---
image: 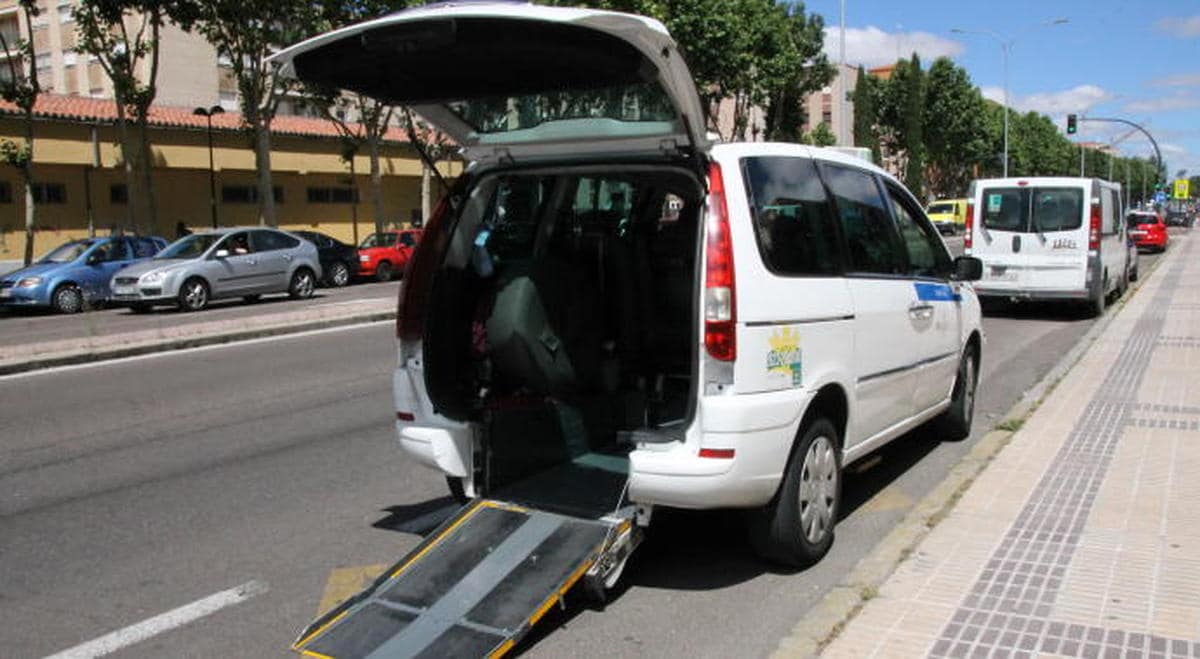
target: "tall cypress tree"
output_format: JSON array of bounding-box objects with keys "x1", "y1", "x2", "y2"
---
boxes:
[
  {"x1": 851, "y1": 66, "x2": 880, "y2": 163},
  {"x1": 902, "y1": 53, "x2": 926, "y2": 198}
]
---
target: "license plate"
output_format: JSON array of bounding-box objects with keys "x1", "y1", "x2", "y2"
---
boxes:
[
  {"x1": 112, "y1": 286, "x2": 135, "y2": 296},
  {"x1": 989, "y1": 268, "x2": 1017, "y2": 282},
  {"x1": 1130, "y1": 230, "x2": 1145, "y2": 237}
]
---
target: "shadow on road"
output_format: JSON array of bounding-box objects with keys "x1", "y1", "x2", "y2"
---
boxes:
[{"x1": 371, "y1": 496, "x2": 459, "y2": 535}]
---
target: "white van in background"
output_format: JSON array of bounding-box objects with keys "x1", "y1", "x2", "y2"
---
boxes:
[{"x1": 966, "y1": 177, "x2": 1130, "y2": 316}]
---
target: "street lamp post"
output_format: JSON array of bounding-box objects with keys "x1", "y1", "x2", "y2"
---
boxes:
[
  {"x1": 193, "y1": 105, "x2": 225, "y2": 229},
  {"x1": 952, "y1": 19, "x2": 1067, "y2": 178}
]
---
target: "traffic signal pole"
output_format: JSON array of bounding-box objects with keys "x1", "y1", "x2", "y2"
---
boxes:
[{"x1": 1070, "y1": 115, "x2": 1163, "y2": 186}]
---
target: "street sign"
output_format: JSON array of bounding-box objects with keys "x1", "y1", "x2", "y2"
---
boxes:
[
  {"x1": 1154, "y1": 190, "x2": 1168, "y2": 204},
  {"x1": 1173, "y1": 178, "x2": 1190, "y2": 200}
]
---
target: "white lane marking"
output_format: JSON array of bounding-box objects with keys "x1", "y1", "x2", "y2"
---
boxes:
[
  {"x1": 0, "y1": 320, "x2": 392, "y2": 382},
  {"x1": 43, "y1": 580, "x2": 269, "y2": 659}
]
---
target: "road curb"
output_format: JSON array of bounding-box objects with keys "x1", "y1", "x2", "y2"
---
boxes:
[
  {"x1": 0, "y1": 310, "x2": 395, "y2": 376},
  {"x1": 770, "y1": 252, "x2": 1165, "y2": 658}
]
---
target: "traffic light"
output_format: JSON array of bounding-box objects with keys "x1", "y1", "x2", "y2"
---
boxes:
[{"x1": 1066, "y1": 114, "x2": 1077, "y2": 135}]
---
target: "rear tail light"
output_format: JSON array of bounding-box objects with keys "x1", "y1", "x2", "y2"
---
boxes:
[
  {"x1": 704, "y1": 162, "x2": 736, "y2": 362},
  {"x1": 964, "y1": 202, "x2": 975, "y2": 250},
  {"x1": 396, "y1": 411, "x2": 415, "y2": 422},
  {"x1": 1089, "y1": 203, "x2": 1102, "y2": 250},
  {"x1": 397, "y1": 195, "x2": 452, "y2": 341},
  {"x1": 698, "y1": 448, "x2": 735, "y2": 459}
]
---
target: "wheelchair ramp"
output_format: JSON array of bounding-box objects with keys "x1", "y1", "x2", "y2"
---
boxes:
[{"x1": 294, "y1": 500, "x2": 621, "y2": 659}]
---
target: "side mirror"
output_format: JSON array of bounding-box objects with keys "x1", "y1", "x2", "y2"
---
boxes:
[
  {"x1": 86, "y1": 252, "x2": 102, "y2": 265},
  {"x1": 952, "y1": 256, "x2": 983, "y2": 282},
  {"x1": 214, "y1": 249, "x2": 230, "y2": 258}
]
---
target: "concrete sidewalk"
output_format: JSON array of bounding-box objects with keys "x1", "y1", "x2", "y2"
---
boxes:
[
  {"x1": 0, "y1": 296, "x2": 395, "y2": 375},
  {"x1": 815, "y1": 235, "x2": 1200, "y2": 658}
]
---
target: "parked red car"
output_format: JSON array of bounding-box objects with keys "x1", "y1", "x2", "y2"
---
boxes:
[
  {"x1": 1126, "y1": 211, "x2": 1169, "y2": 252},
  {"x1": 357, "y1": 229, "x2": 422, "y2": 281}
]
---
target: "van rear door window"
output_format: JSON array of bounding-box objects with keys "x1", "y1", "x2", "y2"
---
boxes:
[
  {"x1": 741, "y1": 156, "x2": 841, "y2": 276},
  {"x1": 981, "y1": 187, "x2": 1083, "y2": 233}
]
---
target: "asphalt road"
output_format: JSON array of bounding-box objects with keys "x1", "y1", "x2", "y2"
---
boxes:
[
  {"x1": 0, "y1": 279, "x2": 399, "y2": 349},
  {"x1": 0, "y1": 245, "x2": 1164, "y2": 659}
]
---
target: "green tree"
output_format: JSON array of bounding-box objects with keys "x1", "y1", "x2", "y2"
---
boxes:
[
  {"x1": 922, "y1": 57, "x2": 988, "y2": 198},
  {"x1": 75, "y1": 0, "x2": 198, "y2": 234},
  {"x1": 195, "y1": 0, "x2": 320, "y2": 226},
  {"x1": 851, "y1": 66, "x2": 880, "y2": 162},
  {"x1": 898, "y1": 53, "x2": 925, "y2": 197},
  {"x1": 0, "y1": 0, "x2": 41, "y2": 265},
  {"x1": 806, "y1": 122, "x2": 837, "y2": 147}
]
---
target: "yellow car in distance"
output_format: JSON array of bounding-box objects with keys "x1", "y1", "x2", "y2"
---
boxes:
[{"x1": 926, "y1": 198, "x2": 968, "y2": 235}]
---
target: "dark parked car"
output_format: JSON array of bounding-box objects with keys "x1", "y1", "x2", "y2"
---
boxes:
[{"x1": 294, "y1": 230, "x2": 360, "y2": 287}]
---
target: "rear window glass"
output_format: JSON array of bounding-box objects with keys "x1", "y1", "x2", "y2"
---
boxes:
[
  {"x1": 980, "y1": 187, "x2": 1083, "y2": 232},
  {"x1": 1127, "y1": 213, "x2": 1157, "y2": 227},
  {"x1": 447, "y1": 82, "x2": 677, "y2": 134},
  {"x1": 741, "y1": 156, "x2": 841, "y2": 276},
  {"x1": 926, "y1": 203, "x2": 955, "y2": 215}
]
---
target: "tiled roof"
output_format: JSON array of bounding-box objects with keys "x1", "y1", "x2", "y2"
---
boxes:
[{"x1": 0, "y1": 93, "x2": 415, "y2": 143}]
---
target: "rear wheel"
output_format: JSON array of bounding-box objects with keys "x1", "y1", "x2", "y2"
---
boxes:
[
  {"x1": 1088, "y1": 283, "x2": 1106, "y2": 317},
  {"x1": 51, "y1": 284, "x2": 83, "y2": 314},
  {"x1": 178, "y1": 278, "x2": 209, "y2": 312},
  {"x1": 289, "y1": 268, "x2": 316, "y2": 299},
  {"x1": 375, "y1": 260, "x2": 393, "y2": 282},
  {"x1": 935, "y1": 344, "x2": 978, "y2": 441},
  {"x1": 749, "y1": 417, "x2": 841, "y2": 568},
  {"x1": 327, "y1": 261, "x2": 351, "y2": 287}
]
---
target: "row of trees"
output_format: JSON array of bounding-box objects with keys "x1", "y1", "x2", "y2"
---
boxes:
[{"x1": 853, "y1": 54, "x2": 1166, "y2": 203}]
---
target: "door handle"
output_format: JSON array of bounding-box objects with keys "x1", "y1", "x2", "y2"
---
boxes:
[{"x1": 908, "y1": 303, "x2": 934, "y2": 320}]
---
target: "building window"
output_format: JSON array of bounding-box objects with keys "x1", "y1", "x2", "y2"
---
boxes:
[
  {"x1": 90, "y1": 86, "x2": 104, "y2": 97},
  {"x1": 57, "y1": 3, "x2": 73, "y2": 23},
  {"x1": 62, "y1": 50, "x2": 77, "y2": 67},
  {"x1": 218, "y1": 90, "x2": 238, "y2": 111},
  {"x1": 221, "y1": 185, "x2": 283, "y2": 204},
  {"x1": 35, "y1": 53, "x2": 51, "y2": 72},
  {"x1": 110, "y1": 183, "x2": 127, "y2": 204},
  {"x1": 0, "y1": 181, "x2": 12, "y2": 203},
  {"x1": 307, "y1": 186, "x2": 358, "y2": 204},
  {"x1": 32, "y1": 183, "x2": 66, "y2": 204}
]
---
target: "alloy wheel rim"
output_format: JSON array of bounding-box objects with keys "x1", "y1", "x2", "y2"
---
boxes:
[
  {"x1": 186, "y1": 283, "x2": 206, "y2": 308},
  {"x1": 297, "y1": 272, "x2": 314, "y2": 297},
  {"x1": 798, "y1": 435, "x2": 837, "y2": 544},
  {"x1": 58, "y1": 288, "x2": 80, "y2": 312},
  {"x1": 332, "y1": 264, "x2": 348, "y2": 286}
]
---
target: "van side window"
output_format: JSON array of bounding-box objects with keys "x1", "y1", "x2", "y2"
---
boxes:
[
  {"x1": 741, "y1": 156, "x2": 841, "y2": 276},
  {"x1": 1102, "y1": 189, "x2": 1118, "y2": 235},
  {"x1": 820, "y1": 164, "x2": 905, "y2": 275},
  {"x1": 885, "y1": 184, "x2": 951, "y2": 278}
]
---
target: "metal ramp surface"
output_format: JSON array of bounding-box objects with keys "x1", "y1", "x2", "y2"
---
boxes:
[{"x1": 294, "y1": 500, "x2": 621, "y2": 659}]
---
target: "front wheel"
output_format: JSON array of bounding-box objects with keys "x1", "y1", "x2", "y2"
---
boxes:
[
  {"x1": 288, "y1": 268, "x2": 316, "y2": 299},
  {"x1": 749, "y1": 417, "x2": 841, "y2": 568},
  {"x1": 935, "y1": 344, "x2": 979, "y2": 441},
  {"x1": 375, "y1": 261, "x2": 393, "y2": 282},
  {"x1": 51, "y1": 284, "x2": 84, "y2": 314},
  {"x1": 178, "y1": 278, "x2": 209, "y2": 312}
]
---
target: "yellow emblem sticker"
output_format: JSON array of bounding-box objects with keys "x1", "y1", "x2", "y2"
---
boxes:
[{"x1": 767, "y1": 326, "x2": 803, "y2": 386}]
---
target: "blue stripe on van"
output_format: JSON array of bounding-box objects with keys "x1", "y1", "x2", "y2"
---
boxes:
[{"x1": 915, "y1": 282, "x2": 960, "y2": 302}]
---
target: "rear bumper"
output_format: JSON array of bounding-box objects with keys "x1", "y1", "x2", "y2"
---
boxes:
[{"x1": 628, "y1": 389, "x2": 808, "y2": 509}]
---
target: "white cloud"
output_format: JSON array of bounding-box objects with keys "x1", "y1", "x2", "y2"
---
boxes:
[
  {"x1": 823, "y1": 26, "x2": 964, "y2": 69},
  {"x1": 982, "y1": 84, "x2": 1112, "y2": 115},
  {"x1": 1160, "y1": 142, "x2": 1188, "y2": 156},
  {"x1": 1149, "y1": 72, "x2": 1200, "y2": 87},
  {"x1": 1123, "y1": 96, "x2": 1200, "y2": 113},
  {"x1": 1154, "y1": 15, "x2": 1200, "y2": 38}
]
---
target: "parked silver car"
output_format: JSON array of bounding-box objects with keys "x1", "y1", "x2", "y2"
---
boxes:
[{"x1": 109, "y1": 227, "x2": 322, "y2": 312}]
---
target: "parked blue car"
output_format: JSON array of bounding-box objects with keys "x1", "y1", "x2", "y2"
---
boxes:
[{"x1": 0, "y1": 235, "x2": 168, "y2": 313}]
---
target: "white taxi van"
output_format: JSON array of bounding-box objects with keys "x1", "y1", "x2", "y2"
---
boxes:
[
  {"x1": 274, "y1": 3, "x2": 984, "y2": 567},
  {"x1": 966, "y1": 177, "x2": 1130, "y2": 316}
]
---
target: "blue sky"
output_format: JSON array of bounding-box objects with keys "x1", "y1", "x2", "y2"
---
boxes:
[{"x1": 810, "y1": 0, "x2": 1200, "y2": 177}]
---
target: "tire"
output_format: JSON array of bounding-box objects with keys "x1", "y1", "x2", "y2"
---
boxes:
[
  {"x1": 288, "y1": 267, "x2": 316, "y2": 299},
  {"x1": 1130, "y1": 263, "x2": 1139, "y2": 282},
  {"x1": 1087, "y1": 283, "x2": 1106, "y2": 318},
  {"x1": 748, "y1": 417, "x2": 841, "y2": 568},
  {"x1": 51, "y1": 284, "x2": 83, "y2": 314},
  {"x1": 375, "y1": 260, "x2": 393, "y2": 282},
  {"x1": 178, "y1": 277, "x2": 209, "y2": 312},
  {"x1": 935, "y1": 344, "x2": 979, "y2": 441},
  {"x1": 243, "y1": 294, "x2": 261, "y2": 304},
  {"x1": 446, "y1": 476, "x2": 469, "y2": 505},
  {"x1": 326, "y1": 261, "x2": 351, "y2": 288},
  {"x1": 129, "y1": 302, "x2": 153, "y2": 314}
]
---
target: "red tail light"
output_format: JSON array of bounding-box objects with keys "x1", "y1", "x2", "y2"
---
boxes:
[
  {"x1": 698, "y1": 448, "x2": 735, "y2": 459},
  {"x1": 704, "y1": 162, "x2": 736, "y2": 362},
  {"x1": 397, "y1": 195, "x2": 452, "y2": 341},
  {"x1": 964, "y1": 202, "x2": 975, "y2": 250},
  {"x1": 1088, "y1": 203, "x2": 1101, "y2": 250}
]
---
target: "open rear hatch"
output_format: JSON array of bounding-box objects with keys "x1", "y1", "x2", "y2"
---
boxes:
[
  {"x1": 294, "y1": 500, "x2": 634, "y2": 659},
  {"x1": 270, "y1": 3, "x2": 710, "y2": 165}
]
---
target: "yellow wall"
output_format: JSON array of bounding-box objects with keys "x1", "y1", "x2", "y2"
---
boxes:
[{"x1": 0, "y1": 116, "x2": 459, "y2": 260}]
